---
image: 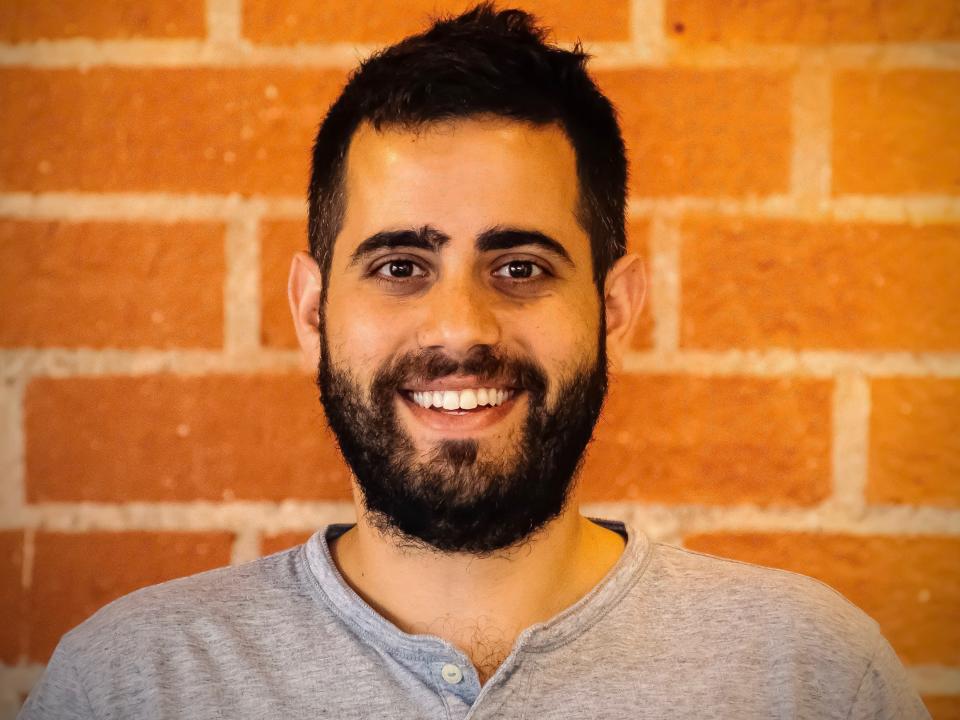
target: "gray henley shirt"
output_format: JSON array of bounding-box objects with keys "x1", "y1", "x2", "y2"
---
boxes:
[{"x1": 20, "y1": 518, "x2": 930, "y2": 719}]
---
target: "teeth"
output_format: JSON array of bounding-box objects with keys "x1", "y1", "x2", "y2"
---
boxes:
[
  {"x1": 442, "y1": 390, "x2": 459, "y2": 410},
  {"x1": 409, "y1": 388, "x2": 513, "y2": 410}
]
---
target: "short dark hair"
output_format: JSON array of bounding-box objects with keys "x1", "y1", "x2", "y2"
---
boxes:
[{"x1": 308, "y1": 1, "x2": 628, "y2": 296}]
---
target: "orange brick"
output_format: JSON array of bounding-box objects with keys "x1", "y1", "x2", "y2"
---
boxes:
[
  {"x1": 680, "y1": 219, "x2": 960, "y2": 351},
  {"x1": 263, "y1": 219, "x2": 654, "y2": 350},
  {"x1": 25, "y1": 375, "x2": 351, "y2": 503},
  {"x1": 834, "y1": 70, "x2": 960, "y2": 195},
  {"x1": 0, "y1": 531, "x2": 26, "y2": 663},
  {"x1": 261, "y1": 219, "x2": 307, "y2": 349},
  {"x1": 0, "y1": 68, "x2": 346, "y2": 195},
  {"x1": 579, "y1": 375, "x2": 831, "y2": 505},
  {"x1": 26, "y1": 531, "x2": 232, "y2": 662},
  {"x1": 0, "y1": 1, "x2": 206, "y2": 41},
  {"x1": 869, "y1": 378, "x2": 960, "y2": 507},
  {"x1": 0, "y1": 220, "x2": 225, "y2": 349},
  {"x1": 243, "y1": 0, "x2": 630, "y2": 45},
  {"x1": 925, "y1": 696, "x2": 960, "y2": 720},
  {"x1": 597, "y1": 69, "x2": 791, "y2": 197},
  {"x1": 665, "y1": 0, "x2": 960, "y2": 44},
  {"x1": 684, "y1": 533, "x2": 960, "y2": 665},
  {"x1": 261, "y1": 531, "x2": 314, "y2": 556}
]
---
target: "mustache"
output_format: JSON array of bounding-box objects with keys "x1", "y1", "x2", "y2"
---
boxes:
[{"x1": 374, "y1": 345, "x2": 548, "y2": 396}]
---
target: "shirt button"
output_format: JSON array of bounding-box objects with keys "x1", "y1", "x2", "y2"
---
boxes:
[{"x1": 440, "y1": 663, "x2": 463, "y2": 684}]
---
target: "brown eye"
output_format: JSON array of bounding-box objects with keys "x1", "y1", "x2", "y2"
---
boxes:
[
  {"x1": 493, "y1": 260, "x2": 543, "y2": 280},
  {"x1": 375, "y1": 259, "x2": 425, "y2": 279}
]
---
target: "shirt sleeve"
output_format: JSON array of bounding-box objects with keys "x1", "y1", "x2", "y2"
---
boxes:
[
  {"x1": 846, "y1": 634, "x2": 931, "y2": 720},
  {"x1": 18, "y1": 642, "x2": 96, "y2": 720}
]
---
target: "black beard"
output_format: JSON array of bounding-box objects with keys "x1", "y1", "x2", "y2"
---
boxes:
[{"x1": 317, "y1": 320, "x2": 608, "y2": 556}]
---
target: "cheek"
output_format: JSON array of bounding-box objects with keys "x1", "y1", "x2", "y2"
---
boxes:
[{"x1": 325, "y1": 288, "x2": 409, "y2": 374}]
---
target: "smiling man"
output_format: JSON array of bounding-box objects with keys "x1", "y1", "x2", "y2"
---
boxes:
[{"x1": 21, "y1": 4, "x2": 929, "y2": 720}]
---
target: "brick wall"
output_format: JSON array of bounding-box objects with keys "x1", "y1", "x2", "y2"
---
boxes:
[{"x1": 1, "y1": 1, "x2": 958, "y2": 716}]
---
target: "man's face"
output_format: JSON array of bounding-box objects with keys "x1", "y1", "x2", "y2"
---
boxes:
[{"x1": 319, "y1": 118, "x2": 607, "y2": 555}]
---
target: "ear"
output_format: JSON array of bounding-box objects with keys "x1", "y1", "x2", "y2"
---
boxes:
[
  {"x1": 288, "y1": 251, "x2": 324, "y2": 372},
  {"x1": 602, "y1": 253, "x2": 646, "y2": 373}
]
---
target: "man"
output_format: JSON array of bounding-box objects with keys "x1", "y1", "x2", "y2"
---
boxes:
[{"x1": 22, "y1": 4, "x2": 928, "y2": 719}]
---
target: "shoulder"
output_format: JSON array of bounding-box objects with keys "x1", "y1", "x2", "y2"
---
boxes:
[
  {"x1": 58, "y1": 543, "x2": 322, "y2": 660},
  {"x1": 642, "y1": 542, "x2": 881, "y2": 662}
]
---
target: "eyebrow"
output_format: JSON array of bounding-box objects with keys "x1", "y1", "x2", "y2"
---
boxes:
[
  {"x1": 348, "y1": 226, "x2": 451, "y2": 267},
  {"x1": 348, "y1": 224, "x2": 574, "y2": 268},
  {"x1": 476, "y1": 225, "x2": 574, "y2": 267}
]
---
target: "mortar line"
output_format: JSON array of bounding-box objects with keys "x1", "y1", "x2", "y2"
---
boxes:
[
  {"x1": 1, "y1": 39, "x2": 956, "y2": 69},
  {"x1": 629, "y1": 0, "x2": 668, "y2": 65},
  {"x1": 9, "y1": 501, "x2": 958, "y2": 535},
  {"x1": 2, "y1": 348, "x2": 959, "y2": 384},
  {"x1": 790, "y1": 64, "x2": 833, "y2": 215},
  {"x1": 205, "y1": 0, "x2": 243, "y2": 44},
  {"x1": 20, "y1": 528, "x2": 35, "y2": 590},
  {"x1": 648, "y1": 213, "x2": 681, "y2": 353},
  {"x1": 831, "y1": 372, "x2": 871, "y2": 516},
  {"x1": 223, "y1": 215, "x2": 263, "y2": 356},
  {"x1": 2, "y1": 193, "x2": 958, "y2": 222},
  {"x1": 0, "y1": 379, "x2": 26, "y2": 528},
  {"x1": 907, "y1": 666, "x2": 960, "y2": 695},
  {"x1": 230, "y1": 528, "x2": 263, "y2": 565}
]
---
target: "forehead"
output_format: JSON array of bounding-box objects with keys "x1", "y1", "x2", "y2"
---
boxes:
[{"x1": 336, "y1": 117, "x2": 587, "y2": 259}]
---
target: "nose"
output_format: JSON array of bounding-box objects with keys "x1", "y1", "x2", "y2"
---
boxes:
[{"x1": 416, "y1": 274, "x2": 502, "y2": 355}]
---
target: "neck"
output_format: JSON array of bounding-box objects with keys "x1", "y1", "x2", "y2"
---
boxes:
[{"x1": 329, "y1": 501, "x2": 625, "y2": 682}]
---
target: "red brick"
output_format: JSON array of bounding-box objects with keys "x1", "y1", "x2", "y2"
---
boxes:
[
  {"x1": 0, "y1": 531, "x2": 26, "y2": 663},
  {"x1": 25, "y1": 375, "x2": 352, "y2": 503},
  {"x1": 925, "y1": 696, "x2": 960, "y2": 720},
  {"x1": 262, "y1": 218, "x2": 654, "y2": 350},
  {"x1": 834, "y1": 70, "x2": 960, "y2": 195},
  {"x1": 868, "y1": 378, "x2": 960, "y2": 507},
  {"x1": 261, "y1": 219, "x2": 306, "y2": 349},
  {"x1": 597, "y1": 69, "x2": 791, "y2": 197},
  {"x1": 26, "y1": 531, "x2": 232, "y2": 662},
  {"x1": 665, "y1": 0, "x2": 960, "y2": 44},
  {"x1": 579, "y1": 375, "x2": 831, "y2": 505},
  {"x1": 0, "y1": 1, "x2": 206, "y2": 41},
  {"x1": 243, "y1": 0, "x2": 630, "y2": 45},
  {"x1": 0, "y1": 68, "x2": 346, "y2": 195},
  {"x1": 261, "y1": 531, "x2": 314, "y2": 556},
  {"x1": 684, "y1": 533, "x2": 960, "y2": 665},
  {"x1": 680, "y1": 219, "x2": 960, "y2": 351},
  {"x1": 0, "y1": 220, "x2": 225, "y2": 349}
]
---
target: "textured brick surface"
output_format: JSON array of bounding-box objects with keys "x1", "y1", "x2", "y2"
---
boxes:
[
  {"x1": 243, "y1": 0, "x2": 631, "y2": 44},
  {"x1": 0, "y1": 69, "x2": 346, "y2": 195},
  {"x1": 0, "y1": 1, "x2": 206, "y2": 41},
  {"x1": 26, "y1": 531, "x2": 233, "y2": 662},
  {"x1": 579, "y1": 375, "x2": 832, "y2": 505},
  {"x1": 261, "y1": 531, "x2": 313, "y2": 556},
  {"x1": 665, "y1": 0, "x2": 960, "y2": 44},
  {"x1": 680, "y1": 219, "x2": 960, "y2": 351},
  {"x1": 869, "y1": 378, "x2": 960, "y2": 507},
  {"x1": 0, "y1": 532, "x2": 25, "y2": 664},
  {"x1": 834, "y1": 70, "x2": 960, "y2": 195},
  {"x1": 597, "y1": 69, "x2": 791, "y2": 197},
  {"x1": 25, "y1": 375, "x2": 351, "y2": 502},
  {"x1": 684, "y1": 533, "x2": 960, "y2": 665},
  {"x1": 925, "y1": 696, "x2": 960, "y2": 720},
  {"x1": 0, "y1": 220, "x2": 225, "y2": 349},
  {"x1": 261, "y1": 219, "x2": 306, "y2": 349},
  {"x1": 262, "y1": 218, "x2": 654, "y2": 349}
]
